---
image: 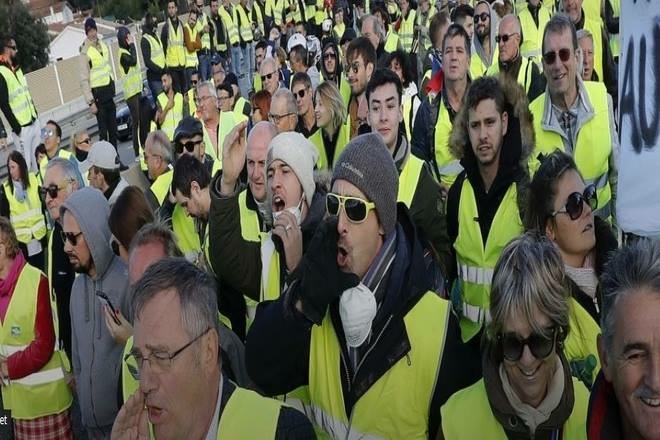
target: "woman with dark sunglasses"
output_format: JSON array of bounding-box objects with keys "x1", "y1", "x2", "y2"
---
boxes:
[
  {"x1": 525, "y1": 150, "x2": 618, "y2": 387},
  {"x1": 442, "y1": 233, "x2": 589, "y2": 439}
]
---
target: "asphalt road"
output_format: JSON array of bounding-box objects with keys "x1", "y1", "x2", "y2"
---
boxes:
[{"x1": 117, "y1": 137, "x2": 138, "y2": 167}]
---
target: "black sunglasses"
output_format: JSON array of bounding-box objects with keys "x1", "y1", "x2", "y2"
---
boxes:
[
  {"x1": 551, "y1": 184, "x2": 597, "y2": 221},
  {"x1": 260, "y1": 71, "x2": 276, "y2": 83},
  {"x1": 39, "y1": 184, "x2": 61, "y2": 199},
  {"x1": 295, "y1": 89, "x2": 306, "y2": 99},
  {"x1": 176, "y1": 139, "x2": 203, "y2": 154},
  {"x1": 5, "y1": 45, "x2": 17, "y2": 50},
  {"x1": 61, "y1": 231, "x2": 83, "y2": 246},
  {"x1": 475, "y1": 12, "x2": 489, "y2": 23},
  {"x1": 323, "y1": 52, "x2": 337, "y2": 60},
  {"x1": 543, "y1": 48, "x2": 572, "y2": 65},
  {"x1": 495, "y1": 32, "x2": 518, "y2": 44},
  {"x1": 498, "y1": 327, "x2": 557, "y2": 362}
]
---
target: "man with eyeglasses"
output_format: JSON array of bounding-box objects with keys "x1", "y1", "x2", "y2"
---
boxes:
[
  {"x1": 269, "y1": 88, "x2": 298, "y2": 134},
  {"x1": 111, "y1": 258, "x2": 315, "y2": 439},
  {"x1": 217, "y1": 82, "x2": 235, "y2": 113},
  {"x1": 39, "y1": 120, "x2": 73, "y2": 179},
  {"x1": 259, "y1": 57, "x2": 282, "y2": 95},
  {"x1": 187, "y1": 70, "x2": 200, "y2": 116},
  {"x1": 143, "y1": 130, "x2": 175, "y2": 214},
  {"x1": 60, "y1": 187, "x2": 129, "y2": 438},
  {"x1": 288, "y1": 40, "x2": 320, "y2": 90},
  {"x1": 292, "y1": 72, "x2": 316, "y2": 138},
  {"x1": 82, "y1": 140, "x2": 129, "y2": 206},
  {"x1": 485, "y1": 14, "x2": 545, "y2": 101},
  {"x1": 529, "y1": 15, "x2": 618, "y2": 221},
  {"x1": 246, "y1": 133, "x2": 479, "y2": 439},
  {"x1": 470, "y1": 1, "x2": 498, "y2": 80},
  {"x1": 195, "y1": 80, "x2": 236, "y2": 167},
  {"x1": 346, "y1": 37, "x2": 376, "y2": 139},
  {"x1": 71, "y1": 130, "x2": 92, "y2": 186},
  {"x1": 0, "y1": 35, "x2": 41, "y2": 173}
]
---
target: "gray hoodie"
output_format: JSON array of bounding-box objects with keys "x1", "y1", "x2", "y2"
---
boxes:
[
  {"x1": 472, "y1": 1, "x2": 499, "y2": 70},
  {"x1": 61, "y1": 187, "x2": 129, "y2": 432}
]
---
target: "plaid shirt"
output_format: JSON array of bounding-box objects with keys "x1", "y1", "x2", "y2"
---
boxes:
[{"x1": 13, "y1": 410, "x2": 72, "y2": 440}]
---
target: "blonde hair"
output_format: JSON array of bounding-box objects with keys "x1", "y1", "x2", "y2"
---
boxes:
[
  {"x1": 0, "y1": 217, "x2": 20, "y2": 259},
  {"x1": 315, "y1": 81, "x2": 347, "y2": 135}
]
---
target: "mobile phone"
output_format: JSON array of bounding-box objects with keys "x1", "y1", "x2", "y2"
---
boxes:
[{"x1": 96, "y1": 291, "x2": 121, "y2": 326}]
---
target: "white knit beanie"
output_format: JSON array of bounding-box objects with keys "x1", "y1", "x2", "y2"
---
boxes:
[{"x1": 267, "y1": 132, "x2": 319, "y2": 204}]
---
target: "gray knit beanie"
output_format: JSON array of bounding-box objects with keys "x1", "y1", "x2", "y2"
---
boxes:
[{"x1": 332, "y1": 133, "x2": 399, "y2": 234}]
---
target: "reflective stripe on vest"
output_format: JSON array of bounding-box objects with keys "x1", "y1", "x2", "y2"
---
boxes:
[
  {"x1": 217, "y1": 387, "x2": 282, "y2": 438},
  {"x1": 4, "y1": 174, "x2": 47, "y2": 243},
  {"x1": 433, "y1": 98, "x2": 463, "y2": 187},
  {"x1": 517, "y1": 5, "x2": 550, "y2": 59},
  {"x1": 166, "y1": 19, "x2": 186, "y2": 67},
  {"x1": 156, "y1": 92, "x2": 184, "y2": 140},
  {"x1": 118, "y1": 48, "x2": 142, "y2": 99},
  {"x1": 0, "y1": 264, "x2": 72, "y2": 419},
  {"x1": 150, "y1": 168, "x2": 173, "y2": 206},
  {"x1": 87, "y1": 42, "x2": 113, "y2": 88},
  {"x1": 399, "y1": 9, "x2": 417, "y2": 52},
  {"x1": 397, "y1": 154, "x2": 424, "y2": 207},
  {"x1": 199, "y1": 12, "x2": 212, "y2": 50},
  {"x1": 184, "y1": 23, "x2": 200, "y2": 68},
  {"x1": 309, "y1": 292, "x2": 448, "y2": 438},
  {"x1": 582, "y1": 17, "x2": 603, "y2": 82},
  {"x1": 441, "y1": 377, "x2": 590, "y2": 439},
  {"x1": 529, "y1": 82, "x2": 612, "y2": 219},
  {"x1": 0, "y1": 66, "x2": 37, "y2": 126},
  {"x1": 453, "y1": 179, "x2": 523, "y2": 341},
  {"x1": 144, "y1": 34, "x2": 165, "y2": 70},
  {"x1": 234, "y1": 4, "x2": 254, "y2": 43}
]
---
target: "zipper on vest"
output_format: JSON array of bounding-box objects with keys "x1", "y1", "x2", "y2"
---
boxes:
[{"x1": 352, "y1": 315, "x2": 394, "y2": 381}]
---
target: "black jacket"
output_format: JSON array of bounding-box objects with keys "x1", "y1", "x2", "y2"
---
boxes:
[
  {"x1": 246, "y1": 206, "x2": 481, "y2": 439},
  {"x1": 141, "y1": 30, "x2": 166, "y2": 81}
]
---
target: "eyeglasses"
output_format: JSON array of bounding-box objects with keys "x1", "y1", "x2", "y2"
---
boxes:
[
  {"x1": 124, "y1": 327, "x2": 211, "y2": 380},
  {"x1": 260, "y1": 71, "x2": 277, "y2": 83},
  {"x1": 61, "y1": 230, "x2": 83, "y2": 246},
  {"x1": 218, "y1": 95, "x2": 231, "y2": 101},
  {"x1": 498, "y1": 327, "x2": 557, "y2": 362},
  {"x1": 191, "y1": 79, "x2": 198, "y2": 86},
  {"x1": 175, "y1": 139, "x2": 203, "y2": 154},
  {"x1": 326, "y1": 193, "x2": 376, "y2": 223},
  {"x1": 294, "y1": 89, "x2": 306, "y2": 99},
  {"x1": 268, "y1": 112, "x2": 295, "y2": 124},
  {"x1": 323, "y1": 52, "x2": 337, "y2": 60},
  {"x1": 195, "y1": 94, "x2": 214, "y2": 105},
  {"x1": 110, "y1": 236, "x2": 121, "y2": 256},
  {"x1": 349, "y1": 61, "x2": 362, "y2": 74},
  {"x1": 551, "y1": 184, "x2": 597, "y2": 221},
  {"x1": 474, "y1": 12, "x2": 489, "y2": 23},
  {"x1": 542, "y1": 48, "x2": 572, "y2": 65},
  {"x1": 41, "y1": 128, "x2": 55, "y2": 139},
  {"x1": 495, "y1": 32, "x2": 519, "y2": 44},
  {"x1": 39, "y1": 181, "x2": 71, "y2": 199}
]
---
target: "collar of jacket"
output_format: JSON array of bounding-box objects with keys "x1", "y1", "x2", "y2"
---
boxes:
[
  {"x1": 327, "y1": 205, "x2": 434, "y2": 415},
  {"x1": 483, "y1": 349, "x2": 576, "y2": 437},
  {"x1": 587, "y1": 371, "x2": 623, "y2": 440},
  {"x1": 540, "y1": 77, "x2": 595, "y2": 133}
]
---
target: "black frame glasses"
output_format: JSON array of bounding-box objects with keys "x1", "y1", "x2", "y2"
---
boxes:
[
  {"x1": 175, "y1": 139, "x2": 203, "y2": 154},
  {"x1": 551, "y1": 184, "x2": 597, "y2": 221},
  {"x1": 495, "y1": 32, "x2": 519, "y2": 44},
  {"x1": 260, "y1": 71, "x2": 277, "y2": 83},
  {"x1": 542, "y1": 48, "x2": 572, "y2": 65},
  {"x1": 61, "y1": 231, "x2": 83, "y2": 246},
  {"x1": 475, "y1": 12, "x2": 489, "y2": 23},
  {"x1": 323, "y1": 52, "x2": 337, "y2": 61},
  {"x1": 39, "y1": 181, "x2": 71, "y2": 199},
  {"x1": 268, "y1": 112, "x2": 295, "y2": 124},
  {"x1": 498, "y1": 327, "x2": 558, "y2": 362},
  {"x1": 326, "y1": 193, "x2": 376, "y2": 224}
]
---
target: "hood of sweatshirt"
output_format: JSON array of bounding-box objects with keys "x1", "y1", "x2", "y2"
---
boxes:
[{"x1": 472, "y1": 0, "x2": 499, "y2": 67}]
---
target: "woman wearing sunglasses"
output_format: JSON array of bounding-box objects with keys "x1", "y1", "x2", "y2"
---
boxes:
[
  {"x1": 310, "y1": 81, "x2": 350, "y2": 170},
  {"x1": 526, "y1": 150, "x2": 617, "y2": 387},
  {"x1": 442, "y1": 233, "x2": 589, "y2": 439},
  {"x1": 0, "y1": 151, "x2": 48, "y2": 270}
]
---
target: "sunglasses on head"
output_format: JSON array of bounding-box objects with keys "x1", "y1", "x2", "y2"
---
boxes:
[
  {"x1": 495, "y1": 32, "x2": 518, "y2": 44},
  {"x1": 326, "y1": 193, "x2": 376, "y2": 223},
  {"x1": 61, "y1": 231, "x2": 83, "y2": 246},
  {"x1": 294, "y1": 89, "x2": 306, "y2": 99},
  {"x1": 542, "y1": 48, "x2": 572, "y2": 65},
  {"x1": 475, "y1": 12, "x2": 489, "y2": 23},
  {"x1": 498, "y1": 326, "x2": 557, "y2": 362},
  {"x1": 260, "y1": 71, "x2": 277, "y2": 83},
  {"x1": 175, "y1": 139, "x2": 202, "y2": 154},
  {"x1": 551, "y1": 184, "x2": 597, "y2": 221}
]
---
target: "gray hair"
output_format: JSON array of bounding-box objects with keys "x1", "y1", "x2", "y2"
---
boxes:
[
  {"x1": 487, "y1": 233, "x2": 570, "y2": 344},
  {"x1": 542, "y1": 13, "x2": 578, "y2": 54},
  {"x1": 259, "y1": 57, "x2": 277, "y2": 74},
  {"x1": 129, "y1": 221, "x2": 183, "y2": 258},
  {"x1": 72, "y1": 129, "x2": 89, "y2": 148},
  {"x1": 131, "y1": 257, "x2": 219, "y2": 341},
  {"x1": 273, "y1": 88, "x2": 297, "y2": 114},
  {"x1": 499, "y1": 14, "x2": 521, "y2": 37},
  {"x1": 362, "y1": 14, "x2": 386, "y2": 42},
  {"x1": 576, "y1": 29, "x2": 593, "y2": 44},
  {"x1": 145, "y1": 130, "x2": 173, "y2": 165},
  {"x1": 600, "y1": 240, "x2": 660, "y2": 357},
  {"x1": 196, "y1": 80, "x2": 217, "y2": 99},
  {"x1": 45, "y1": 157, "x2": 83, "y2": 188}
]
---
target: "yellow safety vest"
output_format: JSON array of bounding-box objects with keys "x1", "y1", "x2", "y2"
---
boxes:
[
  {"x1": 453, "y1": 179, "x2": 523, "y2": 342},
  {"x1": 517, "y1": 5, "x2": 551, "y2": 60},
  {"x1": 202, "y1": 111, "x2": 237, "y2": 171},
  {"x1": 268, "y1": 0, "x2": 286, "y2": 27},
  {"x1": 384, "y1": 31, "x2": 400, "y2": 53},
  {"x1": 565, "y1": 298, "x2": 601, "y2": 387},
  {"x1": 239, "y1": 188, "x2": 263, "y2": 327},
  {"x1": 333, "y1": 23, "x2": 346, "y2": 41},
  {"x1": 309, "y1": 291, "x2": 449, "y2": 438},
  {"x1": 144, "y1": 34, "x2": 165, "y2": 70},
  {"x1": 529, "y1": 82, "x2": 612, "y2": 219},
  {"x1": 187, "y1": 89, "x2": 198, "y2": 117},
  {"x1": 87, "y1": 41, "x2": 113, "y2": 89},
  {"x1": 166, "y1": 19, "x2": 186, "y2": 68},
  {"x1": 117, "y1": 48, "x2": 143, "y2": 99},
  {"x1": 184, "y1": 23, "x2": 200, "y2": 68},
  {"x1": 485, "y1": 56, "x2": 535, "y2": 93},
  {"x1": 172, "y1": 203, "x2": 202, "y2": 262},
  {"x1": 314, "y1": 0, "x2": 329, "y2": 25},
  {"x1": 608, "y1": 0, "x2": 620, "y2": 58},
  {"x1": 582, "y1": 0, "x2": 601, "y2": 21},
  {"x1": 285, "y1": 0, "x2": 303, "y2": 24},
  {"x1": 402, "y1": 94, "x2": 420, "y2": 142},
  {"x1": 470, "y1": 45, "x2": 499, "y2": 80},
  {"x1": 397, "y1": 154, "x2": 424, "y2": 207},
  {"x1": 217, "y1": 386, "x2": 283, "y2": 438},
  {"x1": 3, "y1": 174, "x2": 47, "y2": 244},
  {"x1": 219, "y1": 6, "x2": 240, "y2": 46},
  {"x1": 582, "y1": 17, "x2": 604, "y2": 82},
  {"x1": 0, "y1": 264, "x2": 72, "y2": 419},
  {"x1": 40, "y1": 149, "x2": 73, "y2": 182},
  {"x1": 433, "y1": 97, "x2": 463, "y2": 187},
  {"x1": 259, "y1": 232, "x2": 281, "y2": 303},
  {"x1": 252, "y1": 2, "x2": 266, "y2": 38},
  {"x1": 234, "y1": 4, "x2": 254, "y2": 43},
  {"x1": 304, "y1": 0, "x2": 316, "y2": 24},
  {"x1": 415, "y1": 6, "x2": 435, "y2": 51},
  {"x1": 308, "y1": 119, "x2": 350, "y2": 171},
  {"x1": 156, "y1": 92, "x2": 184, "y2": 141},
  {"x1": 0, "y1": 66, "x2": 37, "y2": 127},
  {"x1": 150, "y1": 168, "x2": 173, "y2": 207},
  {"x1": 199, "y1": 12, "x2": 212, "y2": 50},
  {"x1": 441, "y1": 377, "x2": 589, "y2": 439},
  {"x1": 399, "y1": 9, "x2": 417, "y2": 52},
  {"x1": 233, "y1": 96, "x2": 250, "y2": 124}
]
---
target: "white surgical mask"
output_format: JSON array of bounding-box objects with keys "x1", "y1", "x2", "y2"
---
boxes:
[
  {"x1": 339, "y1": 283, "x2": 377, "y2": 348},
  {"x1": 272, "y1": 194, "x2": 305, "y2": 225}
]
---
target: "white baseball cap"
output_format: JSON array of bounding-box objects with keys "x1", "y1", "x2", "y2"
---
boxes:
[
  {"x1": 82, "y1": 140, "x2": 120, "y2": 172},
  {"x1": 287, "y1": 33, "x2": 307, "y2": 53}
]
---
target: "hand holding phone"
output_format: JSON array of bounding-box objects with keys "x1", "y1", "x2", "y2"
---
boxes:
[{"x1": 97, "y1": 291, "x2": 121, "y2": 326}]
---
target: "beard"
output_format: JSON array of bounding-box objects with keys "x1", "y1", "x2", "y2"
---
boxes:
[{"x1": 10, "y1": 54, "x2": 18, "y2": 65}]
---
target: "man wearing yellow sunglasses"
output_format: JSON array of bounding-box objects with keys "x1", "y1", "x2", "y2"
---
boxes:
[{"x1": 246, "y1": 133, "x2": 480, "y2": 439}]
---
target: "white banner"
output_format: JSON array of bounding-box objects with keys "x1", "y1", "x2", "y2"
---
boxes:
[{"x1": 615, "y1": 0, "x2": 660, "y2": 237}]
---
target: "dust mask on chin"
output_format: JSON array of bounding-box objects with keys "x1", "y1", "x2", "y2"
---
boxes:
[
  {"x1": 272, "y1": 194, "x2": 305, "y2": 225},
  {"x1": 339, "y1": 283, "x2": 377, "y2": 348}
]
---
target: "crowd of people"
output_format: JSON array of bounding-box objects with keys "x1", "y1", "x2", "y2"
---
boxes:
[{"x1": 0, "y1": 0, "x2": 657, "y2": 439}]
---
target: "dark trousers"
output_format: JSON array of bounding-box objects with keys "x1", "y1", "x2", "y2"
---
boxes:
[
  {"x1": 170, "y1": 67, "x2": 187, "y2": 94},
  {"x1": 198, "y1": 52, "x2": 212, "y2": 81},
  {"x1": 96, "y1": 98, "x2": 118, "y2": 148},
  {"x1": 126, "y1": 94, "x2": 140, "y2": 157}
]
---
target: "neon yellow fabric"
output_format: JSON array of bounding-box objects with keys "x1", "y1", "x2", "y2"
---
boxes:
[
  {"x1": 156, "y1": 92, "x2": 184, "y2": 141},
  {"x1": 384, "y1": 31, "x2": 400, "y2": 52},
  {"x1": 118, "y1": 48, "x2": 143, "y2": 99},
  {"x1": 234, "y1": 4, "x2": 254, "y2": 43},
  {"x1": 308, "y1": 118, "x2": 350, "y2": 170},
  {"x1": 217, "y1": 387, "x2": 282, "y2": 439},
  {"x1": 172, "y1": 203, "x2": 202, "y2": 262},
  {"x1": 144, "y1": 34, "x2": 165, "y2": 69},
  {"x1": 565, "y1": 298, "x2": 601, "y2": 387},
  {"x1": 399, "y1": 9, "x2": 417, "y2": 52},
  {"x1": 582, "y1": 17, "x2": 604, "y2": 83},
  {"x1": 150, "y1": 168, "x2": 173, "y2": 207},
  {"x1": 4, "y1": 174, "x2": 47, "y2": 244},
  {"x1": 485, "y1": 56, "x2": 535, "y2": 93},
  {"x1": 40, "y1": 149, "x2": 72, "y2": 182},
  {"x1": 198, "y1": 12, "x2": 212, "y2": 50},
  {"x1": 433, "y1": 98, "x2": 462, "y2": 187},
  {"x1": 219, "y1": 6, "x2": 240, "y2": 45},
  {"x1": 397, "y1": 154, "x2": 424, "y2": 207},
  {"x1": 470, "y1": 45, "x2": 499, "y2": 80},
  {"x1": 518, "y1": 5, "x2": 551, "y2": 60},
  {"x1": 0, "y1": 66, "x2": 37, "y2": 126},
  {"x1": 608, "y1": 0, "x2": 620, "y2": 57},
  {"x1": 184, "y1": 23, "x2": 200, "y2": 68},
  {"x1": 87, "y1": 42, "x2": 113, "y2": 88},
  {"x1": 166, "y1": 19, "x2": 186, "y2": 68}
]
